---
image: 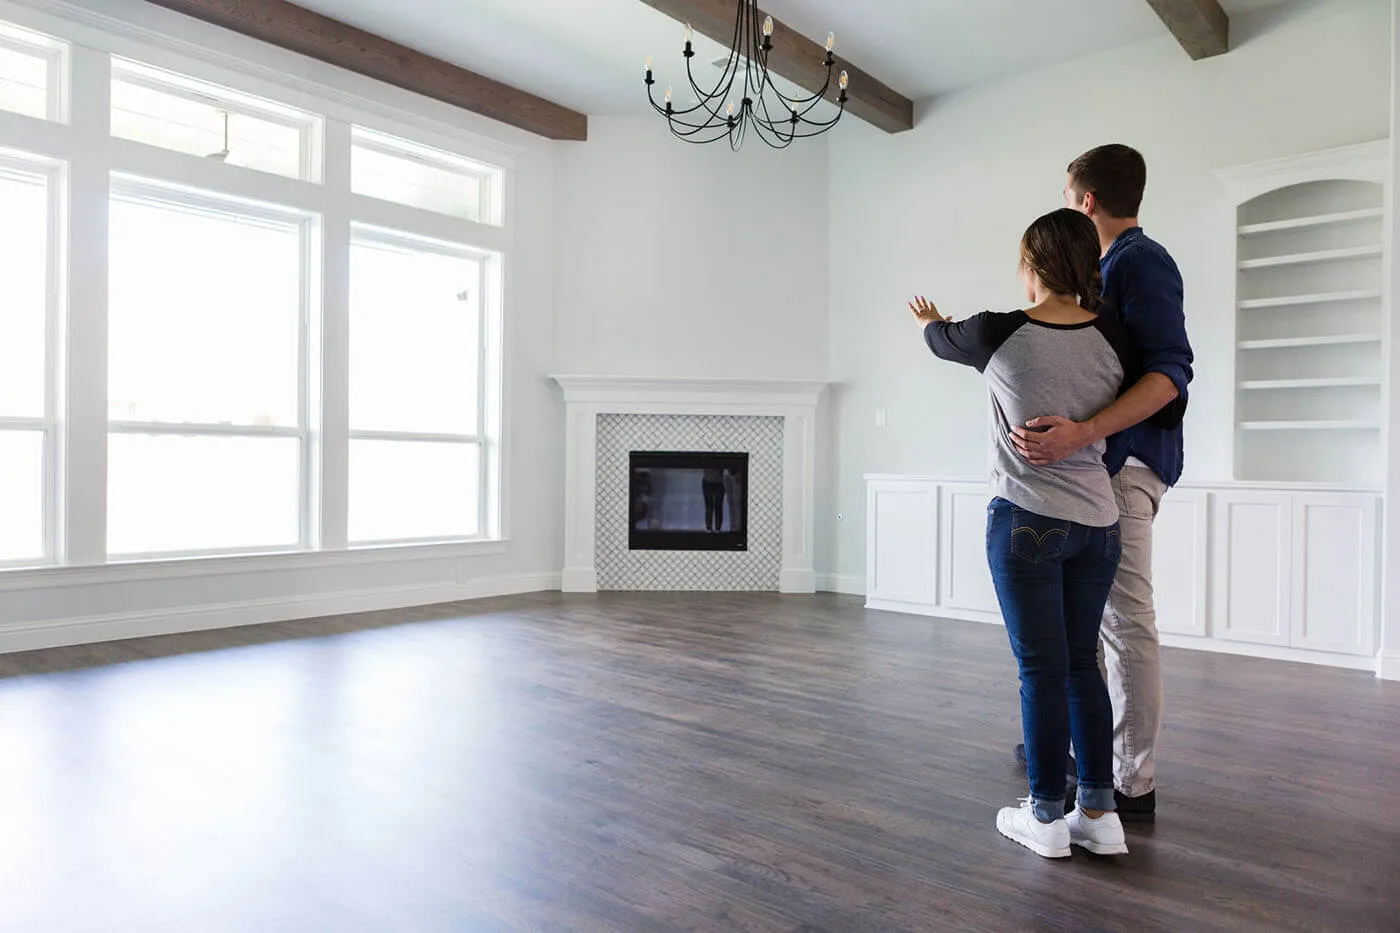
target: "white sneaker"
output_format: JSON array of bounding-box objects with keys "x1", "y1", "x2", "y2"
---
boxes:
[
  {"x1": 996, "y1": 797, "x2": 1071, "y2": 858},
  {"x1": 1066, "y1": 808, "x2": 1130, "y2": 856}
]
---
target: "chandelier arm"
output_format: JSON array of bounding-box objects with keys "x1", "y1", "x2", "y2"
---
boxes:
[
  {"x1": 676, "y1": 126, "x2": 739, "y2": 144},
  {"x1": 685, "y1": 51, "x2": 741, "y2": 125},
  {"x1": 749, "y1": 113, "x2": 797, "y2": 149},
  {"x1": 660, "y1": 108, "x2": 734, "y2": 135},
  {"x1": 648, "y1": 81, "x2": 724, "y2": 125},
  {"x1": 763, "y1": 65, "x2": 836, "y2": 112},
  {"x1": 784, "y1": 107, "x2": 850, "y2": 137}
]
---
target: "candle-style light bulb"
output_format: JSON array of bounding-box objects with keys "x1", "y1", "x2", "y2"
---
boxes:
[
  {"x1": 727, "y1": 101, "x2": 735, "y2": 117},
  {"x1": 839, "y1": 70, "x2": 849, "y2": 90},
  {"x1": 664, "y1": 86, "x2": 673, "y2": 104},
  {"x1": 684, "y1": 23, "x2": 693, "y2": 42},
  {"x1": 763, "y1": 16, "x2": 774, "y2": 37},
  {"x1": 645, "y1": 55, "x2": 653, "y2": 72},
  {"x1": 826, "y1": 32, "x2": 835, "y2": 52}
]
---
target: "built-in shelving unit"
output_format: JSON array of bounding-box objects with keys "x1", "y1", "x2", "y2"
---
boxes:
[
  {"x1": 1240, "y1": 377, "x2": 1381, "y2": 391},
  {"x1": 1215, "y1": 142, "x2": 1388, "y2": 486},
  {"x1": 1238, "y1": 289, "x2": 1381, "y2": 310},
  {"x1": 1239, "y1": 420, "x2": 1380, "y2": 431},
  {"x1": 1238, "y1": 334, "x2": 1382, "y2": 350}
]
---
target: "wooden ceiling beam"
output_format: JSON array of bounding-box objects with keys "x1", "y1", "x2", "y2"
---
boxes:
[
  {"x1": 635, "y1": 0, "x2": 914, "y2": 134},
  {"x1": 1146, "y1": 0, "x2": 1230, "y2": 60},
  {"x1": 141, "y1": 0, "x2": 588, "y2": 141}
]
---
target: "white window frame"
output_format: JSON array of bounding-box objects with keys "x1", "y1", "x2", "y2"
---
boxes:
[
  {"x1": 105, "y1": 175, "x2": 316, "y2": 561},
  {"x1": 0, "y1": 19, "x2": 67, "y2": 123},
  {"x1": 110, "y1": 56, "x2": 321, "y2": 183},
  {"x1": 350, "y1": 125, "x2": 503, "y2": 226},
  {"x1": 346, "y1": 224, "x2": 497, "y2": 547},
  {"x1": 0, "y1": 149, "x2": 62, "y2": 569},
  {"x1": 0, "y1": 1, "x2": 514, "y2": 581}
]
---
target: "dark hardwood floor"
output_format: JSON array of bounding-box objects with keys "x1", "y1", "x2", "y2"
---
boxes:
[{"x1": 0, "y1": 593, "x2": 1395, "y2": 932}]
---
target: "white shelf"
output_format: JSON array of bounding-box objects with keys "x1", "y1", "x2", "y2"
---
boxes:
[
  {"x1": 1240, "y1": 377, "x2": 1382, "y2": 390},
  {"x1": 1240, "y1": 420, "x2": 1380, "y2": 431},
  {"x1": 1238, "y1": 245, "x2": 1383, "y2": 270},
  {"x1": 1238, "y1": 289, "x2": 1383, "y2": 310},
  {"x1": 1238, "y1": 334, "x2": 1383, "y2": 350},
  {"x1": 1238, "y1": 208, "x2": 1384, "y2": 236}
]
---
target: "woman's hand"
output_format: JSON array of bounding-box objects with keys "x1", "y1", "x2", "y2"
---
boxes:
[{"x1": 909, "y1": 295, "x2": 948, "y2": 325}]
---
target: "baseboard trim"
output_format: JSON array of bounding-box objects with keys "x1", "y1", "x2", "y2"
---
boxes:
[
  {"x1": 1159, "y1": 634, "x2": 1377, "y2": 672},
  {"x1": 864, "y1": 598, "x2": 1003, "y2": 626},
  {"x1": 817, "y1": 573, "x2": 865, "y2": 596},
  {"x1": 0, "y1": 571, "x2": 560, "y2": 655},
  {"x1": 779, "y1": 568, "x2": 818, "y2": 594},
  {"x1": 560, "y1": 566, "x2": 598, "y2": 593},
  {"x1": 1377, "y1": 651, "x2": 1400, "y2": 681}
]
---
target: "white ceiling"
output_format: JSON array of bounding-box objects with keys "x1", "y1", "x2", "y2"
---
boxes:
[{"x1": 291, "y1": 0, "x2": 1304, "y2": 116}]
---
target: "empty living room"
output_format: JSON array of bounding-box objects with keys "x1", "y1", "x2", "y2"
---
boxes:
[{"x1": 0, "y1": 0, "x2": 1396, "y2": 929}]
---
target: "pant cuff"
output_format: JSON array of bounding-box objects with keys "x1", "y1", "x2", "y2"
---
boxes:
[
  {"x1": 1117, "y1": 778, "x2": 1155, "y2": 798},
  {"x1": 1078, "y1": 785, "x2": 1116, "y2": 812},
  {"x1": 1031, "y1": 796, "x2": 1066, "y2": 823}
]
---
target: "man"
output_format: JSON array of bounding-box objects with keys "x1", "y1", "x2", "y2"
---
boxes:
[{"x1": 1011, "y1": 144, "x2": 1193, "y2": 823}]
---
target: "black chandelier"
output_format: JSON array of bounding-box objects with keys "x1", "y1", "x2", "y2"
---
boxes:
[{"x1": 644, "y1": 1, "x2": 849, "y2": 150}]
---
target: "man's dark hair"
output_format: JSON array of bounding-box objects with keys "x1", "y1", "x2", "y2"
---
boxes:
[{"x1": 1067, "y1": 144, "x2": 1147, "y2": 219}]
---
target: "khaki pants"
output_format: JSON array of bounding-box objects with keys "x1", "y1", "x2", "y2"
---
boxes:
[{"x1": 1100, "y1": 466, "x2": 1168, "y2": 798}]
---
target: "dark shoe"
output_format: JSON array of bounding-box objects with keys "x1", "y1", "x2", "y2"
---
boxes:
[
  {"x1": 1013, "y1": 743, "x2": 1076, "y2": 780},
  {"x1": 1114, "y1": 789, "x2": 1156, "y2": 823}
]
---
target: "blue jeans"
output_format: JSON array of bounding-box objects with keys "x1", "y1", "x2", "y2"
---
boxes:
[{"x1": 986, "y1": 498, "x2": 1121, "y2": 822}]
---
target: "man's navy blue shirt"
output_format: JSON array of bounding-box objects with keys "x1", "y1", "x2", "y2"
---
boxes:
[{"x1": 1101, "y1": 227, "x2": 1193, "y2": 486}]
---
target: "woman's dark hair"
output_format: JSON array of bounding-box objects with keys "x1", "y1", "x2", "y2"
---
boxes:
[{"x1": 1020, "y1": 208, "x2": 1103, "y2": 313}]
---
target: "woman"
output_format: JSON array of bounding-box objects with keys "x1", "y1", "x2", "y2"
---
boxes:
[{"x1": 912, "y1": 208, "x2": 1133, "y2": 859}]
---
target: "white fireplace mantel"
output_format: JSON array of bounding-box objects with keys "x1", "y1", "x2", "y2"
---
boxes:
[{"x1": 550, "y1": 376, "x2": 829, "y2": 594}]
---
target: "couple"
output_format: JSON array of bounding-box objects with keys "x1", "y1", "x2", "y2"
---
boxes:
[{"x1": 913, "y1": 144, "x2": 1193, "y2": 858}]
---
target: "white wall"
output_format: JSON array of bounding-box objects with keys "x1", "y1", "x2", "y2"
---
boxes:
[
  {"x1": 553, "y1": 116, "x2": 829, "y2": 380},
  {"x1": 822, "y1": 0, "x2": 1393, "y2": 581},
  {"x1": 1381, "y1": 0, "x2": 1400, "y2": 681},
  {"x1": 0, "y1": 0, "x2": 564, "y2": 651}
]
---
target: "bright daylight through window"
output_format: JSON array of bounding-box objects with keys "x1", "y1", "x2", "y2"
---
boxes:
[
  {"x1": 0, "y1": 165, "x2": 51, "y2": 563},
  {"x1": 0, "y1": 14, "x2": 505, "y2": 570}
]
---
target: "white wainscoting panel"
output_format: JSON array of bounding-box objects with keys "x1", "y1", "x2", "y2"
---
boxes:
[
  {"x1": 1213, "y1": 493, "x2": 1293, "y2": 647},
  {"x1": 866, "y1": 482, "x2": 938, "y2": 607},
  {"x1": 866, "y1": 475, "x2": 1384, "y2": 672},
  {"x1": 1153, "y1": 490, "x2": 1209, "y2": 637},
  {"x1": 1291, "y1": 494, "x2": 1378, "y2": 656},
  {"x1": 940, "y1": 484, "x2": 999, "y2": 616}
]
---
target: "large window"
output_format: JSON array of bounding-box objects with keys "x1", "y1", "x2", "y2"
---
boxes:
[
  {"x1": 107, "y1": 183, "x2": 309, "y2": 556},
  {"x1": 111, "y1": 59, "x2": 316, "y2": 181},
  {"x1": 351, "y1": 126, "x2": 501, "y2": 225},
  {"x1": 0, "y1": 14, "x2": 509, "y2": 571},
  {"x1": 348, "y1": 230, "x2": 490, "y2": 543},
  {"x1": 0, "y1": 161, "x2": 53, "y2": 564},
  {"x1": 0, "y1": 22, "x2": 64, "y2": 121}
]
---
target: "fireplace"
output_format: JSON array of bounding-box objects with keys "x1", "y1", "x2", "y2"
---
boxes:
[{"x1": 629, "y1": 451, "x2": 749, "y2": 552}]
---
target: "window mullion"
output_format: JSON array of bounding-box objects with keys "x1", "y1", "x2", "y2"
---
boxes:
[
  {"x1": 319, "y1": 118, "x2": 352, "y2": 551},
  {"x1": 60, "y1": 43, "x2": 111, "y2": 566}
]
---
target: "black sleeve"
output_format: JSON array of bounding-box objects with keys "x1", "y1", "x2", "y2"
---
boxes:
[{"x1": 923, "y1": 311, "x2": 1026, "y2": 373}]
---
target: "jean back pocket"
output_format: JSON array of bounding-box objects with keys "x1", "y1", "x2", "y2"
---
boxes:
[{"x1": 1008, "y1": 508, "x2": 1072, "y2": 564}]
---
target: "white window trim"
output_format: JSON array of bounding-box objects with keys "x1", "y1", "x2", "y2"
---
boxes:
[
  {"x1": 104, "y1": 176, "x2": 315, "y2": 562},
  {"x1": 110, "y1": 56, "x2": 322, "y2": 183},
  {"x1": 346, "y1": 224, "x2": 499, "y2": 547},
  {"x1": 0, "y1": 0, "x2": 516, "y2": 581},
  {"x1": 0, "y1": 150, "x2": 62, "y2": 571},
  {"x1": 0, "y1": 19, "x2": 67, "y2": 122}
]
